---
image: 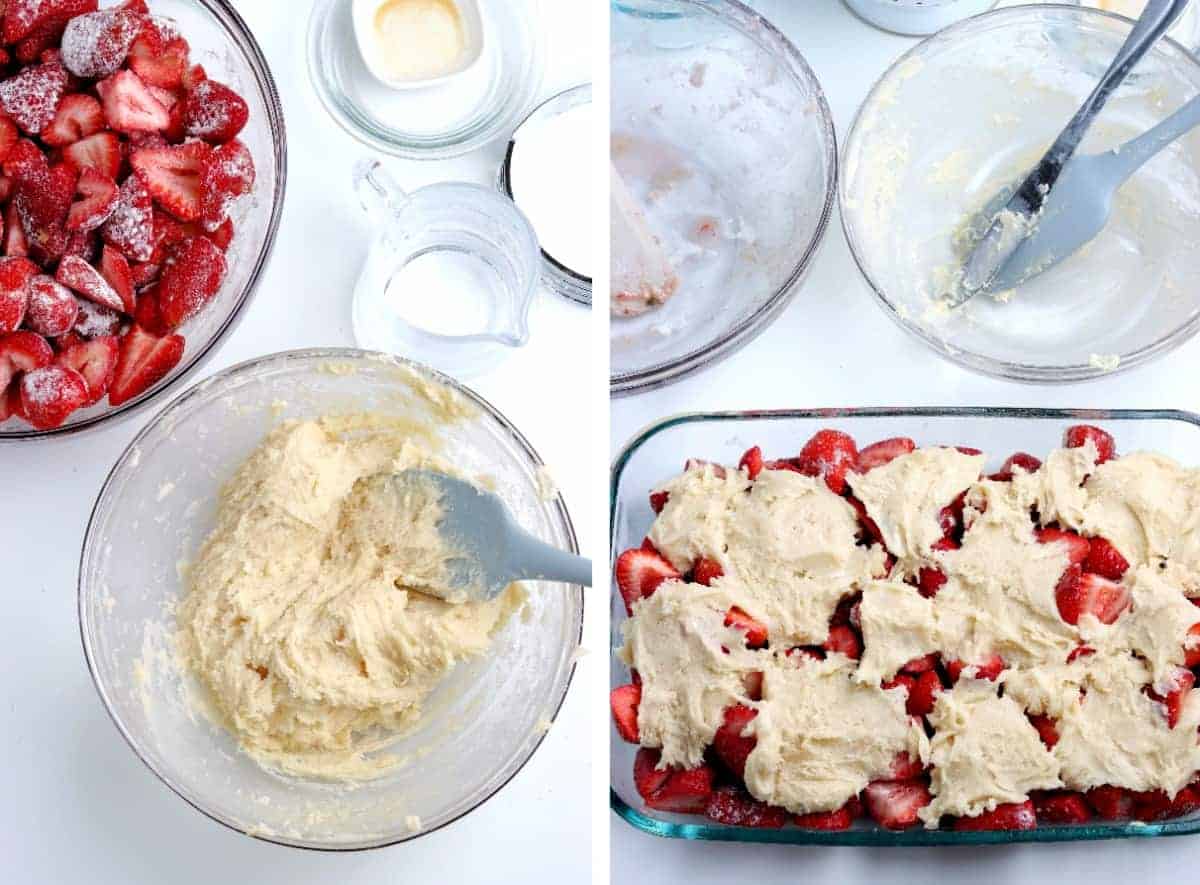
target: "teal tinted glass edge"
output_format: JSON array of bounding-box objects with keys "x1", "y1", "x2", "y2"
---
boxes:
[{"x1": 609, "y1": 406, "x2": 1200, "y2": 845}]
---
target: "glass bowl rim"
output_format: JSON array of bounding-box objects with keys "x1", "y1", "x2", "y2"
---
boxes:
[
  {"x1": 838, "y1": 3, "x2": 1200, "y2": 386},
  {"x1": 0, "y1": 0, "x2": 288, "y2": 442},
  {"x1": 609, "y1": 0, "x2": 839, "y2": 396},
  {"x1": 79, "y1": 346, "x2": 585, "y2": 852}
]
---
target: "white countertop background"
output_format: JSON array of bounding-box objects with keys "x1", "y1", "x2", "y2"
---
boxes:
[
  {"x1": 611, "y1": 1, "x2": 1200, "y2": 882},
  {"x1": 2, "y1": 1, "x2": 597, "y2": 882}
]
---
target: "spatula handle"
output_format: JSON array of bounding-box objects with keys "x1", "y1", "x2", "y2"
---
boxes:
[
  {"x1": 507, "y1": 530, "x2": 593, "y2": 587},
  {"x1": 1108, "y1": 92, "x2": 1200, "y2": 183}
]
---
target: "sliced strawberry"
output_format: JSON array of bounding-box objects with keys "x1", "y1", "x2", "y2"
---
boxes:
[
  {"x1": 1028, "y1": 714, "x2": 1059, "y2": 749},
  {"x1": 23, "y1": 274, "x2": 76, "y2": 336},
  {"x1": 198, "y1": 137, "x2": 253, "y2": 231},
  {"x1": 615, "y1": 546, "x2": 680, "y2": 616},
  {"x1": 953, "y1": 800, "x2": 1036, "y2": 831},
  {"x1": 98, "y1": 69, "x2": 168, "y2": 134},
  {"x1": 796, "y1": 429, "x2": 858, "y2": 495},
  {"x1": 889, "y1": 751, "x2": 926, "y2": 781},
  {"x1": 206, "y1": 216, "x2": 234, "y2": 251},
  {"x1": 692, "y1": 557, "x2": 723, "y2": 586},
  {"x1": 824, "y1": 623, "x2": 861, "y2": 660},
  {"x1": 0, "y1": 255, "x2": 34, "y2": 332},
  {"x1": 794, "y1": 799, "x2": 860, "y2": 831},
  {"x1": 71, "y1": 297, "x2": 121, "y2": 339},
  {"x1": 0, "y1": 60, "x2": 66, "y2": 134},
  {"x1": 1064, "y1": 424, "x2": 1116, "y2": 464},
  {"x1": 1185, "y1": 623, "x2": 1200, "y2": 669},
  {"x1": 107, "y1": 323, "x2": 182, "y2": 406},
  {"x1": 0, "y1": 327, "x2": 52, "y2": 390},
  {"x1": 1131, "y1": 786, "x2": 1200, "y2": 822},
  {"x1": 990, "y1": 452, "x2": 1042, "y2": 482},
  {"x1": 1087, "y1": 785, "x2": 1135, "y2": 820},
  {"x1": 55, "y1": 254, "x2": 122, "y2": 312},
  {"x1": 848, "y1": 495, "x2": 885, "y2": 547},
  {"x1": 42, "y1": 93, "x2": 102, "y2": 147},
  {"x1": 918, "y1": 537, "x2": 958, "y2": 599},
  {"x1": 61, "y1": 130, "x2": 120, "y2": 179},
  {"x1": 1147, "y1": 667, "x2": 1194, "y2": 729},
  {"x1": 97, "y1": 244, "x2": 133, "y2": 313},
  {"x1": 0, "y1": 176, "x2": 12, "y2": 205},
  {"x1": 130, "y1": 280, "x2": 165, "y2": 334},
  {"x1": 65, "y1": 166, "x2": 117, "y2": 233},
  {"x1": 54, "y1": 332, "x2": 116, "y2": 406},
  {"x1": 101, "y1": 172, "x2": 154, "y2": 260},
  {"x1": 0, "y1": 115, "x2": 17, "y2": 166},
  {"x1": 857, "y1": 437, "x2": 916, "y2": 473},
  {"x1": 725, "y1": 607, "x2": 768, "y2": 648},
  {"x1": 712, "y1": 704, "x2": 757, "y2": 779},
  {"x1": 4, "y1": 202, "x2": 27, "y2": 257},
  {"x1": 946, "y1": 653, "x2": 1005, "y2": 683},
  {"x1": 1033, "y1": 791, "x2": 1092, "y2": 825},
  {"x1": 940, "y1": 490, "x2": 968, "y2": 540},
  {"x1": 1035, "y1": 528, "x2": 1090, "y2": 566},
  {"x1": 648, "y1": 489, "x2": 668, "y2": 514},
  {"x1": 704, "y1": 785, "x2": 788, "y2": 828},
  {"x1": 739, "y1": 445, "x2": 763, "y2": 480},
  {"x1": 1084, "y1": 537, "x2": 1130, "y2": 581},
  {"x1": 864, "y1": 779, "x2": 931, "y2": 830},
  {"x1": 128, "y1": 27, "x2": 189, "y2": 90},
  {"x1": 14, "y1": 157, "x2": 73, "y2": 263},
  {"x1": 3, "y1": 0, "x2": 99, "y2": 45},
  {"x1": 18, "y1": 363, "x2": 86, "y2": 429},
  {"x1": 129, "y1": 140, "x2": 209, "y2": 221},
  {"x1": 902, "y1": 653, "x2": 939, "y2": 675},
  {"x1": 60, "y1": 8, "x2": 144, "y2": 79},
  {"x1": 633, "y1": 748, "x2": 713, "y2": 814},
  {"x1": 184, "y1": 78, "x2": 247, "y2": 143},
  {"x1": 609, "y1": 683, "x2": 641, "y2": 744},
  {"x1": 129, "y1": 259, "x2": 160, "y2": 289},
  {"x1": 906, "y1": 669, "x2": 942, "y2": 717},
  {"x1": 1055, "y1": 569, "x2": 1130, "y2": 626}
]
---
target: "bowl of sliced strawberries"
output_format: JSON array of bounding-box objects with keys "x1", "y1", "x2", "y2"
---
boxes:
[{"x1": 0, "y1": 0, "x2": 284, "y2": 438}]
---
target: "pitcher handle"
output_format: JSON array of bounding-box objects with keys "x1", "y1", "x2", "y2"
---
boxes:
[{"x1": 354, "y1": 158, "x2": 409, "y2": 223}]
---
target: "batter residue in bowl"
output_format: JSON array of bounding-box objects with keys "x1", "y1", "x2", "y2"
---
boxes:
[{"x1": 176, "y1": 416, "x2": 524, "y2": 780}]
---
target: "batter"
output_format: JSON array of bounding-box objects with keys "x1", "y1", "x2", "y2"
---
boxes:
[{"x1": 177, "y1": 417, "x2": 524, "y2": 780}]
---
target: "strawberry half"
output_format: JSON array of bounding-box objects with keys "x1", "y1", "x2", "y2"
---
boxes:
[
  {"x1": 1033, "y1": 791, "x2": 1092, "y2": 825},
  {"x1": 65, "y1": 166, "x2": 117, "y2": 232},
  {"x1": 18, "y1": 363, "x2": 87, "y2": 428},
  {"x1": 0, "y1": 59, "x2": 67, "y2": 133},
  {"x1": 704, "y1": 785, "x2": 788, "y2": 828},
  {"x1": 60, "y1": 8, "x2": 145, "y2": 79},
  {"x1": 725, "y1": 606, "x2": 768, "y2": 648},
  {"x1": 1086, "y1": 785, "x2": 1135, "y2": 820},
  {"x1": 864, "y1": 779, "x2": 931, "y2": 830},
  {"x1": 55, "y1": 332, "x2": 117, "y2": 405},
  {"x1": 633, "y1": 748, "x2": 713, "y2": 814},
  {"x1": 738, "y1": 445, "x2": 763, "y2": 480},
  {"x1": 23, "y1": 274, "x2": 76, "y2": 336},
  {"x1": 1185, "y1": 623, "x2": 1200, "y2": 668},
  {"x1": 712, "y1": 704, "x2": 757, "y2": 779},
  {"x1": 41, "y1": 93, "x2": 102, "y2": 146},
  {"x1": 97, "y1": 244, "x2": 133, "y2": 312},
  {"x1": 198, "y1": 136, "x2": 253, "y2": 231},
  {"x1": 946, "y1": 653, "x2": 1005, "y2": 683},
  {"x1": 615, "y1": 546, "x2": 680, "y2": 616},
  {"x1": 0, "y1": 255, "x2": 35, "y2": 332},
  {"x1": 691, "y1": 557, "x2": 723, "y2": 586},
  {"x1": 184, "y1": 77, "x2": 247, "y2": 143},
  {"x1": 1064, "y1": 424, "x2": 1116, "y2": 464},
  {"x1": 953, "y1": 800, "x2": 1037, "y2": 831},
  {"x1": 3, "y1": 0, "x2": 100, "y2": 45},
  {"x1": 107, "y1": 323, "x2": 183, "y2": 406},
  {"x1": 794, "y1": 800, "x2": 860, "y2": 831},
  {"x1": 1035, "y1": 527, "x2": 1090, "y2": 566},
  {"x1": 101, "y1": 172, "x2": 154, "y2": 260},
  {"x1": 1084, "y1": 537, "x2": 1130, "y2": 581},
  {"x1": 1147, "y1": 667, "x2": 1195, "y2": 729},
  {"x1": 128, "y1": 26, "x2": 188, "y2": 89},
  {"x1": 0, "y1": 327, "x2": 52, "y2": 390},
  {"x1": 990, "y1": 451, "x2": 1042, "y2": 482},
  {"x1": 906, "y1": 670, "x2": 942, "y2": 717},
  {"x1": 97, "y1": 68, "x2": 168, "y2": 133},
  {"x1": 63, "y1": 130, "x2": 120, "y2": 178},
  {"x1": 130, "y1": 140, "x2": 209, "y2": 221},
  {"x1": 155, "y1": 234, "x2": 226, "y2": 328},
  {"x1": 796, "y1": 428, "x2": 858, "y2": 495},
  {"x1": 1055, "y1": 569, "x2": 1130, "y2": 626},
  {"x1": 857, "y1": 436, "x2": 915, "y2": 473},
  {"x1": 56, "y1": 253, "x2": 122, "y2": 311},
  {"x1": 610, "y1": 683, "x2": 641, "y2": 744},
  {"x1": 824, "y1": 623, "x2": 861, "y2": 660}
]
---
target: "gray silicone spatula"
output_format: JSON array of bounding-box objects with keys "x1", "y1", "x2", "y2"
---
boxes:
[
  {"x1": 950, "y1": 0, "x2": 1189, "y2": 306},
  {"x1": 382, "y1": 469, "x2": 592, "y2": 603},
  {"x1": 987, "y1": 90, "x2": 1200, "y2": 292}
]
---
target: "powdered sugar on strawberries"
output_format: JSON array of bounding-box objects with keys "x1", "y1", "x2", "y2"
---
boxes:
[
  {"x1": 0, "y1": 61, "x2": 67, "y2": 134},
  {"x1": 73, "y1": 298, "x2": 121, "y2": 337},
  {"x1": 102, "y1": 174, "x2": 154, "y2": 261},
  {"x1": 61, "y1": 9, "x2": 144, "y2": 79}
]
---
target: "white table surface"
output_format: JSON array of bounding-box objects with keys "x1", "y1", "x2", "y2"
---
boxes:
[
  {"x1": 611, "y1": 1, "x2": 1200, "y2": 882},
  {"x1": 2, "y1": 1, "x2": 597, "y2": 882}
]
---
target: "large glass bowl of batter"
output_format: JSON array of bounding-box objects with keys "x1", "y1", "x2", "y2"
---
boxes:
[
  {"x1": 610, "y1": 0, "x2": 838, "y2": 395},
  {"x1": 78, "y1": 348, "x2": 584, "y2": 851},
  {"x1": 842, "y1": 6, "x2": 1200, "y2": 384}
]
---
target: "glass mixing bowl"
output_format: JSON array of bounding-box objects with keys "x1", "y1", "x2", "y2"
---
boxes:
[
  {"x1": 610, "y1": 0, "x2": 837, "y2": 395},
  {"x1": 841, "y1": 6, "x2": 1200, "y2": 384},
  {"x1": 79, "y1": 349, "x2": 584, "y2": 850},
  {"x1": 0, "y1": 0, "x2": 286, "y2": 441}
]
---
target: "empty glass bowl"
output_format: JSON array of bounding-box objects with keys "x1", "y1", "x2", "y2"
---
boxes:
[
  {"x1": 80, "y1": 349, "x2": 584, "y2": 850},
  {"x1": 0, "y1": 0, "x2": 286, "y2": 441}
]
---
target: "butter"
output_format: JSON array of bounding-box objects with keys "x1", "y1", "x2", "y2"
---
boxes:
[{"x1": 356, "y1": 0, "x2": 472, "y2": 85}]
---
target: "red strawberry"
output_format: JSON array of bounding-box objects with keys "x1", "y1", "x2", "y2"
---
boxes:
[
  {"x1": 725, "y1": 606, "x2": 768, "y2": 648},
  {"x1": 0, "y1": 60, "x2": 67, "y2": 134},
  {"x1": 18, "y1": 363, "x2": 86, "y2": 428},
  {"x1": 692, "y1": 557, "x2": 723, "y2": 586},
  {"x1": 712, "y1": 704, "x2": 757, "y2": 779},
  {"x1": 990, "y1": 452, "x2": 1042, "y2": 482},
  {"x1": 54, "y1": 332, "x2": 116, "y2": 405},
  {"x1": 98, "y1": 69, "x2": 169, "y2": 133},
  {"x1": 902, "y1": 653, "x2": 939, "y2": 675},
  {"x1": 940, "y1": 490, "x2": 968, "y2": 539},
  {"x1": 1028, "y1": 714, "x2": 1059, "y2": 749},
  {"x1": 4, "y1": 202, "x2": 27, "y2": 257},
  {"x1": 824, "y1": 623, "x2": 861, "y2": 660},
  {"x1": 0, "y1": 255, "x2": 34, "y2": 332},
  {"x1": 62, "y1": 130, "x2": 120, "y2": 179},
  {"x1": 889, "y1": 751, "x2": 926, "y2": 780},
  {"x1": 23, "y1": 274, "x2": 75, "y2": 336},
  {"x1": 3, "y1": 0, "x2": 99, "y2": 45},
  {"x1": 206, "y1": 216, "x2": 234, "y2": 251},
  {"x1": 130, "y1": 140, "x2": 209, "y2": 221},
  {"x1": 1087, "y1": 785, "x2": 1135, "y2": 820},
  {"x1": 71, "y1": 297, "x2": 120, "y2": 338},
  {"x1": 796, "y1": 429, "x2": 858, "y2": 495},
  {"x1": 0, "y1": 381, "x2": 18, "y2": 422},
  {"x1": 953, "y1": 800, "x2": 1036, "y2": 831},
  {"x1": 1147, "y1": 667, "x2": 1194, "y2": 729},
  {"x1": 609, "y1": 683, "x2": 641, "y2": 744},
  {"x1": 198, "y1": 137, "x2": 253, "y2": 231},
  {"x1": 615, "y1": 546, "x2": 680, "y2": 615},
  {"x1": 1064, "y1": 424, "x2": 1116, "y2": 464},
  {"x1": 1131, "y1": 786, "x2": 1200, "y2": 822},
  {"x1": 128, "y1": 27, "x2": 189, "y2": 90},
  {"x1": 55, "y1": 254, "x2": 122, "y2": 312},
  {"x1": 794, "y1": 800, "x2": 860, "y2": 831},
  {"x1": 1084, "y1": 537, "x2": 1129, "y2": 581},
  {"x1": 863, "y1": 779, "x2": 931, "y2": 830},
  {"x1": 763, "y1": 458, "x2": 802, "y2": 474},
  {"x1": 184, "y1": 78, "x2": 247, "y2": 143},
  {"x1": 857, "y1": 437, "x2": 916, "y2": 473},
  {"x1": 704, "y1": 785, "x2": 788, "y2": 828},
  {"x1": 1185, "y1": 623, "x2": 1200, "y2": 668},
  {"x1": 65, "y1": 166, "x2": 117, "y2": 233},
  {"x1": 130, "y1": 281, "x2": 166, "y2": 334},
  {"x1": 1055, "y1": 569, "x2": 1130, "y2": 626},
  {"x1": 946, "y1": 653, "x2": 1005, "y2": 683},
  {"x1": 98, "y1": 244, "x2": 133, "y2": 313},
  {"x1": 1035, "y1": 528, "x2": 1090, "y2": 566},
  {"x1": 107, "y1": 323, "x2": 183, "y2": 406},
  {"x1": 0, "y1": 328, "x2": 52, "y2": 391},
  {"x1": 157, "y1": 235, "x2": 225, "y2": 328},
  {"x1": 101, "y1": 172, "x2": 154, "y2": 260},
  {"x1": 1033, "y1": 791, "x2": 1092, "y2": 825},
  {"x1": 0, "y1": 115, "x2": 18, "y2": 165},
  {"x1": 848, "y1": 495, "x2": 885, "y2": 547},
  {"x1": 633, "y1": 748, "x2": 713, "y2": 814},
  {"x1": 42, "y1": 93, "x2": 103, "y2": 147},
  {"x1": 60, "y1": 8, "x2": 144, "y2": 79},
  {"x1": 649, "y1": 490, "x2": 668, "y2": 514},
  {"x1": 918, "y1": 537, "x2": 958, "y2": 598},
  {"x1": 14, "y1": 158, "x2": 73, "y2": 262},
  {"x1": 906, "y1": 670, "x2": 942, "y2": 717},
  {"x1": 129, "y1": 260, "x2": 160, "y2": 289},
  {"x1": 739, "y1": 445, "x2": 763, "y2": 480}
]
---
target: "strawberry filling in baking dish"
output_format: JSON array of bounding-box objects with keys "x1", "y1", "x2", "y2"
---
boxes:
[{"x1": 612, "y1": 424, "x2": 1200, "y2": 831}]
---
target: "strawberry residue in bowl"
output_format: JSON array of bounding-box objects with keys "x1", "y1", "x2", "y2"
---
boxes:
[{"x1": 0, "y1": 0, "x2": 256, "y2": 431}]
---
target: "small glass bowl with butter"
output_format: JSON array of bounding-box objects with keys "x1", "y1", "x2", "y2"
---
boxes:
[{"x1": 351, "y1": 0, "x2": 484, "y2": 89}]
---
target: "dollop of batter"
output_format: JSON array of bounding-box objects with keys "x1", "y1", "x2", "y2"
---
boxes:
[{"x1": 177, "y1": 417, "x2": 524, "y2": 779}]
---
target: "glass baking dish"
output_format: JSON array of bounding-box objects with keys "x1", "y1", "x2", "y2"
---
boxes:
[{"x1": 610, "y1": 407, "x2": 1200, "y2": 845}]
